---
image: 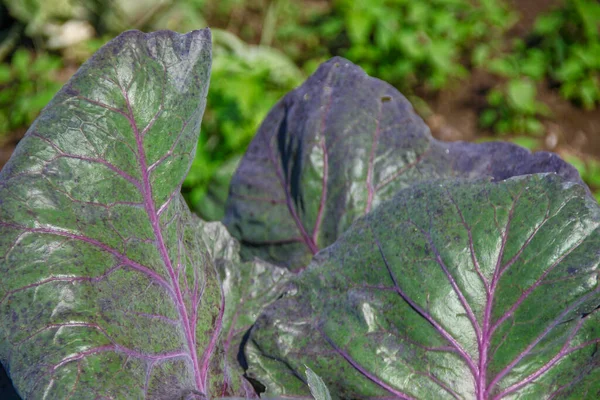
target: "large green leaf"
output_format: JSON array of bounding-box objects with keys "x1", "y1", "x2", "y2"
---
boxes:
[
  {"x1": 0, "y1": 29, "x2": 248, "y2": 398},
  {"x1": 224, "y1": 57, "x2": 583, "y2": 271},
  {"x1": 246, "y1": 174, "x2": 600, "y2": 399}
]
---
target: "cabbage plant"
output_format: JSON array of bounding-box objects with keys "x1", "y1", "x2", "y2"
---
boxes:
[{"x1": 0, "y1": 29, "x2": 598, "y2": 400}]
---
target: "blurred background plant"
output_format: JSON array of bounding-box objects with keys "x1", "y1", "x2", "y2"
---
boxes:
[
  {"x1": 0, "y1": 0, "x2": 599, "y2": 221},
  {"x1": 322, "y1": 0, "x2": 518, "y2": 91},
  {"x1": 479, "y1": 78, "x2": 550, "y2": 135},
  {"x1": 0, "y1": 49, "x2": 62, "y2": 135},
  {"x1": 564, "y1": 153, "x2": 600, "y2": 202},
  {"x1": 531, "y1": 0, "x2": 600, "y2": 109}
]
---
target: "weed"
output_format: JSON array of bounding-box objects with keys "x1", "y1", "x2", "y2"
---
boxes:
[{"x1": 480, "y1": 78, "x2": 550, "y2": 135}]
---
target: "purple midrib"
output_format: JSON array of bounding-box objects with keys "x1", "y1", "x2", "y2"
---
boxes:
[
  {"x1": 267, "y1": 135, "x2": 318, "y2": 255},
  {"x1": 357, "y1": 188, "x2": 597, "y2": 399},
  {"x1": 373, "y1": 233, "x2": 479, "y2": 378},
  {"x1": 477, "y1": 200, "x2": 517, "y2": 399},
  {"x1": 269, "y1": 75, "x2": 335, "y2": 257},
  {"x1": 123, "y1": 91, "x2": 206, "y2": 392},
  {"x1": 471, "y1": 189, "x2": 596, "y2": 398},
  {"x1": 319, "y1": 327, "x2": 417, "y2": 400}
]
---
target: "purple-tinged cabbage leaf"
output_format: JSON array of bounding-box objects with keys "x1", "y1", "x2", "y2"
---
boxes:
[
  {"x1": 0, "y1": 29, "x2": 249, "y2": 399},
  {"x1": 246, "y1": 174, "x2": 600, "y2": 399},
  {"x1": 224, "y1": 57, "x2": 583, "y2": 271},
  {"x1": 196, "y1": 220, "x2": 291, "y2": 395}
]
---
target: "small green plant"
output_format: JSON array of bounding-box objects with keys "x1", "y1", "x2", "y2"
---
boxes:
[
  {"x1": 318, "y1": 0, "x2": 517, "y2": 91},
  {"x1": 532, "y1": 0, "x2": 600, "y2": 109},
  {"x1": 480, "y1": 78, "x2": 550, "y2": 135},
  {"x1": 0, "y1": 49, "x2": 63, "y2": 138},
  {"x1": 480, "y1": 0, "x2": 600, "y2": 136},
  {"x1": 481, "y1": 38, "x2": 553, "y2": 135},
  {"x1": 484, "y1": 40, "x2": 549, "y2": 82},
  {"x1": 517, "y1": 0, "x2": 600, "y2": 109}
]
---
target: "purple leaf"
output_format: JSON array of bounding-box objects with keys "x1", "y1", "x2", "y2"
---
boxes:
[{"x1": 224, "y1": 57, "x2": 584, "y2": 271}]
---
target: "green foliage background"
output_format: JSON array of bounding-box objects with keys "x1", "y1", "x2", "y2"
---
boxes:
[{"x1": 0, "y1": 0, "x2": 599, "y2": 218}]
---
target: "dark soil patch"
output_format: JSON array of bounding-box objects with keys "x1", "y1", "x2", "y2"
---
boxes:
[
  {"x1": 425, "y1": 68, "x2": 600, "y2": 157},
  {"x1": 423, "y1": 69, "x2": 495, "y2": 143}
]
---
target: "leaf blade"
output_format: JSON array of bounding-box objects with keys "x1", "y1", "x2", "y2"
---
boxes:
[
  {"x1": 246, "y1": 174, "x2": 600, "y2": 399},
  {"x1": 0, "y1": 29, "x2": 244, "y2": 398}
]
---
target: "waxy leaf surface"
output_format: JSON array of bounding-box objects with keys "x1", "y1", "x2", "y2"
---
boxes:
[
  {"x1": 224, "y1": 57, "x2": 583, "y2": 271},
  {"x1": 196, "y1": 220, "x2": 291, "y2": 398},
  {"x1": 0, "y1": 29, "x2": 243, "y2": 399},
  {"x1": 246, "y1": 175, "x2": 600, "y2": 399}
]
